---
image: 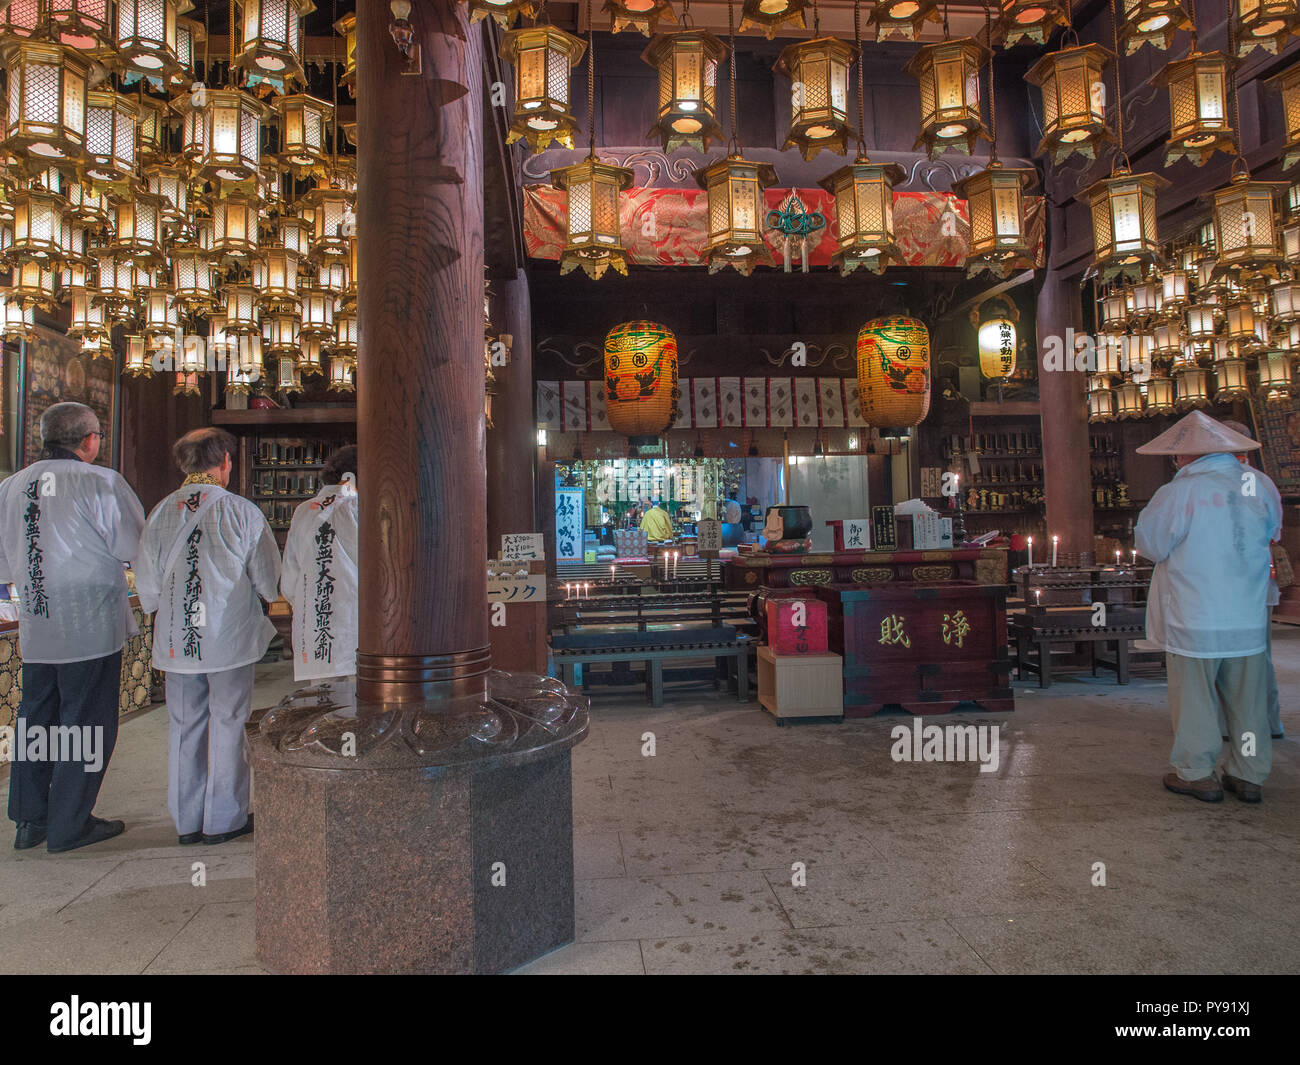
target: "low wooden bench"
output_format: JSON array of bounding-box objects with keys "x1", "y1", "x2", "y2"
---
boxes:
[
  {"x1": 551, "y1": 626, "x2": 753, "y2": 707},
  {"x1": 551, "y1": 591, "x2": 755, "y2": 636},
  {"x1": 1012, "y1": 606, "x2": 1163, "y2": 687}
]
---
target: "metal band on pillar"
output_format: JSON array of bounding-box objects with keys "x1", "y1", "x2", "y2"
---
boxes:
[{"x1": 354, "y1": 647, "x2": 493, "y2": 701}]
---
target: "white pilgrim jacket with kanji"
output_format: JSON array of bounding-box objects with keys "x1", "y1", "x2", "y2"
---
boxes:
[
  {"x1": 134, "y1": 484, "x2": 281, "y2": 674},
  {"x1": 280, "y1": 482, "x2": 358, "y2": 681},
  {"x1": 0, "y1": 459, "x2": 145, "y2": 663}
]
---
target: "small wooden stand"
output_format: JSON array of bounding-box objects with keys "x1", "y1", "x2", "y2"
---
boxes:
[{"x1": 757, "y1": 646, "x2": 844, "y2": 725}]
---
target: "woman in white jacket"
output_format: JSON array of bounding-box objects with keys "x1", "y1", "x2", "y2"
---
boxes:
[{"x1": 280, "y1": 446, "x2": 358, "y2": 683}]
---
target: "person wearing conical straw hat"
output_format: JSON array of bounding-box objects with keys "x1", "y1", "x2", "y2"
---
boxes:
[{"x1": 1135, "y1": 411, "x2": 1282, "y2": 804}]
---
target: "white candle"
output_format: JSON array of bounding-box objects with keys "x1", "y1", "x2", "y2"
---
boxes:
[
  {"x1": 673, "y1": 551, "x2": 679, "y2": 579},
  {"x1": 1027, "y1": 536, "x2": 1033, "y2": 568},
  {"x1": 1051, "y1": 535, "x2": 1059, "y2": 568},
  {"x1": 565, "y1": 582, "x2": 571, "y2": 601},
  {"x1": 1115, "y1": 549, "x2": 1121, "y2": 565},
  {"x1": 1132, "y1": 549, "x2": 1138, "y2": 565},
  {"x1": 1035, "y1": 588, "x2": 1041, "y2": 605},
  {"x1": 611, "y1": 564, "x2": 616, "y2": 583}
]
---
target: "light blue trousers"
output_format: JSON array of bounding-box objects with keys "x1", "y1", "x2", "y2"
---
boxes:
[
  {"x1": 1169, "y1": 652, "x2": 1272, "y2": 785},
  {"x1": 165, "y1": 664, "x2": 255, "y2": 836}
]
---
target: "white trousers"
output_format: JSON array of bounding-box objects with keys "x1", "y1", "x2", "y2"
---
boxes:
[
  {"x1": 165, "y1": 664, "x2": 255, "y2": 835},
  {"x1": 1168, "y1": 652, "x2": 1272, "y2": 785}
]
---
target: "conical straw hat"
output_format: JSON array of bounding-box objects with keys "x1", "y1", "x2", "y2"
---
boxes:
[{"x1": 1135, "y1": 410, "x2": 1260, "y2": 456}]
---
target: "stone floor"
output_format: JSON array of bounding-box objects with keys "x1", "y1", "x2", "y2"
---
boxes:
[{"x1": 3, "y1": 631, "x2": 1299, "y2": 975}]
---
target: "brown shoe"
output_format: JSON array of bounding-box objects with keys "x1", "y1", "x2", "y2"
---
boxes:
[
  {"x1": 1222, "y1": 773, "x2": 1262, "y2": 804},
  {"x1": 1163, "y1": 772, "x2": 1223, "y2": 802}
]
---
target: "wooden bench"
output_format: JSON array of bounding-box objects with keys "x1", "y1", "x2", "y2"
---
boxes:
[
  {"x1": 551, "y1": 626, "x2": 753, "y2": 707},
  {"x1": 551, "y1": 591, "x2": 755, "y2": 636},
  {"x1": 1012, "y1": 606, "x2": 1163, "y2": 687}
]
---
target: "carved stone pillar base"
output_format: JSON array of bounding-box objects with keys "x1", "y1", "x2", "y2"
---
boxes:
[{"x1": 248, "y1": 672, "x2": 588, "y2": 974}]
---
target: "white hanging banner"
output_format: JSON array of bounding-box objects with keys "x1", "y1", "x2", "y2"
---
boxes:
[
  {"x1": 718, "y1": 377, "x2": 743, "y2": 427},
  {"x1": 563, "y1": 381, "x2": 588, "y2": 431},
  {"x1": 536, "y1": 380, "x2": 561, "y2": 430},
  {"x1": 587, "y1": 380, "x2": 610, "y2": 430},
  {"x1": 768, "y1": 378, "x2": 793, "y2": 427},
  {"x1": 692, "y1": 377, "x2": 718, "y2": 428},
  {"x1": 744, "y1": 378, "x2": 768, "y2": 426},
  {"x1": 795, "y1": 379, "x2": 819, "y2": 429},
  {"x1": 843, "y1": 379, "x2": 867, "y2": 427},
  {"x1": 819, "y1": 377, "x2": 845, "y2": 427}
]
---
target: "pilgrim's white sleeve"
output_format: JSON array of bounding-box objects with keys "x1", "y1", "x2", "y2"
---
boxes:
[
  {"x1": 1135, "y1": 481, "x2": 1189, "y2": 564},
  {"x1": 107, "y1": 474, "x2": 147, "y2": 564},
  {"x1": 248, "y1": 511, "x2": 282, "y2": 604},
  {"x1": 133, "y1": 513, "x2": 163, "y2": 615},
  {"x1": 280, "y1": 507, "x2": 304, "y2": 612}
]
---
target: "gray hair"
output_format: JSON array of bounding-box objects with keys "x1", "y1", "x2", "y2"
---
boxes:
[
  {"x1": 173, "y1": 427, "x2": 238, "y2": 474},
  {"x1": 1221, "y1": 419, "x2": 1254, "y2": 441},
  {"x1": 39, "y1": 402, "x2": 99, "y2": 449}
]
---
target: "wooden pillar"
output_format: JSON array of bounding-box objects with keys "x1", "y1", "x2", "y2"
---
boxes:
[
  {"x1": 486, "y1": 270, "x2": 535, "y2": 552},
  {"x1": 1036, "y1": 211, "x2": 1093, "y2": 555},
  {"x1": 355, "y1": 0, "x2": 487, "y2": 703}
]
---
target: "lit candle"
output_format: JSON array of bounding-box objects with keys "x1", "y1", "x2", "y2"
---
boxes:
[
  {"x1": 1027, "y1": 535, "x2": 1033, "y2": 568},
  {"x1": 1051, "y1": 535, "x2": 1059, "y2": 568},
  {"x1": 565, "y1": 582, "x2": 572, "y2": 601},
  {"x1": 1132, "y1": 548, "x2": 1138, "y2": 565},
  {"x1": 611, "y1": 564, "x2": 616, "y2": 583},
  {"x1": 1035, "y1": 588, "x2": 1041, "y2": 605},
  {"x1": 1115, "y1": 549, "x2": 1121, "y2": 566},
  {"x1": 673, "y1": 550, "x2": 679, "y2": 579}
]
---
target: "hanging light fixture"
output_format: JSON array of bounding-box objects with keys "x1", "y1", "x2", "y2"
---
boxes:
[
  {"x1": 236, "y1": 0, "x2": 314, "y2": 87},
  {"x1": 1089, "y1": 383, "x2": 1118, "y2": 421},
  {"x1": 695, "y1": 0, "x2": 776, "y2": 274},
  {"x1": 643, "y1": 27, "x2": 728, "y2": 154},
  {"x1": 1215, "y1": 357, "x2": 1251, "y2": 397},
  {"x1": 114, "y1": 0, "x2": 190, "y2": 77},
  {"x1": 328, "y1": 355, "x2": 356, "y2": 392},
  {"x1": 224, "y1": 284, "x2": 260, "y2": 334},
  {"x1": 464, "y1": 0, "x2": 538, "y2": 29},
  {"x1": 1154, "y1": 50, "x2": 1234, "y2": 166},
  {"x1": 123, "y1": 334, "x2": 152, "y2": 377},
  {"x1": 774, "y1": 5, "x2": 856, "y2": 161},
  {"x1": 1258, "y1": 349, "x2": 1295, "y2": 401},
  {"x1": 740, "y1": 0, "x2": 808, "y2": 39},
  {"x1": 333, "y1": 306, "x2": 358, "y2": 357},
  {"x1": 1115, "y1": 380, "x2": 1146, "y2": 417},
  {"x1": 1117, "y1": 0, "x2": 1193, "y2": 54},
  {"x1": 1236, "y1": 0, "x2": 1300, "y2": 55},
  {"x1": 50, "y1": 0, "x2": 114, "y2": 50},
  {"x1": 1147, "y1": 372, "x2": 1178, "y2": 412},
  {"x1": 253, "y1": 248, "x2": 301, "y2": 303},
  {"x1": 172, "y1": 245, "x2": 215, "y2": 309},
  {"x1": 300, "y1": 286, "x2": 335, "y2": 337},
  {"x1": 333, "y1": 10, "x2": 357, "y2": 92},
  {"x1": 275, "y1": 94, "x2": 334, "y2": 175},
  {"x1": 173, "y1": 15, "x2": 206, "y2": 87},
  {"x1": 1265, "y1": 63, "x2": 1300, "y2": 169},
  {"x1": 1209, "y1": 169, "x2": 1287, "y2": 276},
  {"x1": 871, "y1": 0, "x2": 940, "y2": 41},
  {"x1": 189, "y1": 89, "x2": 268, "y2": 183},
  {"x1": 1175, "y1": 364, "x2": 1212, "y2": 406},
  {"x1": 109, "y1": 192, "x2": 167, "y2": 264},
  {"x1": 972, "y1": 295, "x2": 1019, "y2": 380},
  {"x1": 9, "y1": 188, "x2": 67, "y2": 263},
  {"x1": 996, "y1": 0, "x2": 1071, "y2": 46},
  {"x1": 906, "y1": 33, "x2": 992, "y2": 158},
  {"x1": 1026, "y1": 44, "x2": 1114, "y2": 163},
  {"x1": 303, "y1": 182, "x2": 354, "y2": 261},
  {"x1": 500, "y1": 22, "x2": 585, "y2": 150},
  {"x1": 84, "y1": 91, "x2": 139, "y2": 184},
  {"x1": 297, "y1": 336, "x2": 324, "y2": 377},
  {"x1": 1, "y1": 39, "x2": 91, "y2": 167},
  {"x1": 1085, "y1": 169, "x2": 1169, "y2": 282},
  {"x1": 604, "y1": 0, "x2": 678, "y2": 35}
]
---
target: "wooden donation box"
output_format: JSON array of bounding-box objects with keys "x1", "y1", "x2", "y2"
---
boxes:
[{"x1": 816, "y1": 582, "x2": 1013, "y2": 717}]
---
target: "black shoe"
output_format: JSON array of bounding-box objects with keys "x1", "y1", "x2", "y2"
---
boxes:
[
  {"x1": 1272, "y1": 731, "x2": 1284, "y2": 740},
  {"x1": 178, "y1": 831, "x2": 204, "y2": 845},
  {"x1": 1223, "y1": 773, "x2": 1263, "y2": 804},
  {"x1": 13, "y1": 821, "x2": 47, "y2": 850},
  {"x1": 202, "y1": 814, "x2": 253, "y2": 846},
  {"x1": 48, "y1": 817, "x2": 125, "y2": 854}
]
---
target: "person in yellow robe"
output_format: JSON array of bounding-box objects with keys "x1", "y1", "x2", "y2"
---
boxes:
[{"x1": 639, "y1": 500, "x2": 674, "y2": 541}]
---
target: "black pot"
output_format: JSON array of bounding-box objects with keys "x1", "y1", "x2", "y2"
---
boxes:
[{"x1": 765, "y1": 504, "x2": 813, "y2": 540}]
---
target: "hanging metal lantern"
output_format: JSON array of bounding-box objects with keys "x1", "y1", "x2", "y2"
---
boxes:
[
  {"x1": 1186, "y1": 301, "x2": 1219, "y2": 340},
  {"x1": 115, "y1": 0, "x2": 190, "y2": 77},
  {"x1": 604, "y1": 320, "x2": 679, "y2": 442},
  {"x1": 262, "y1": 310, "x2": 300, "y2": 358},
  {"x1": 465, "y1": 0, "x2": 538, "y2": 29},
  {"x1": 173, "y1": 370, "x2": 203, "y2": 396},
  {"x1": 136, "y1": 95, "x2": 169, "y2": 164},
  {"x1": 1152, "y1": 317, "x2": 1184, "y2": 357},
  {"x1": 279, "y1": 215, "x2": 312, "y2": 257},
  {"x1": 259, "y1": 156, "x2": 285, "y2": 214},
  {"x1": 740, "y1": 0, "x2": 808, "y2": 39},
  {"x1": 66, "y1": 180, "x2": 109, "y2": 226},
  {"x1": 1265, "y1": 64, "x2": 1300, "y2": 169},
  {"x1": 1116, "y1": 380, "x2": 1146, "y2": 417},
  {"x1": 299, "y1": 286, "x2": 335, "y2": 338},
  {"x1": 0, "y1": 0, "x2": 41, "y2": 38},
  {"x1": 996, "y1": 0, "x2": 1071, "y2": 46},
  {"x1": 1089, "y1": 385, "x2": 1117, "y2": 421},
  {"x1": 316, "y1": 257, "x2": 348, "y2": 296},
  {"x1": 694, "y1": 154, "x2": 777, "y2": 274},
  {"x1": 146, "y1": 162, "x2": 189, "y2": 223},
  {"x1": 328, "y1": 355, "x2": 356, "y2": 393},
  {"x1": 551, "y1": 154, "x2": 634, "y2": 279},
  {"x1": 236, "y1": 0, "x2": 313, "y2": 86},
  {"x1": 1026, "y1": 44, "x2": 1113, "y2": 163},
  {"x1": 275, "y1": 94, "x2": 333, "y2": 175},
  {"x1": 871, "y1": 0, "x2": 940, "y2": 41},
  {"x1": 253, "y1": 247, "x2": 300, "y2": 303},
  {"x1": 191, "y1": 89, "x2": 268, "y2": 183},
  {"x1": 642, "y1": 31, "x2": 728, "y2": 154},
  {"x1": 84, "y1": 91, "x2": 139, "y2": 185},
  {"x1": 952, "y1": 161, "x2": 1038, "y2": 277},
  {"x1": 333, "y1": 306, "x2": 357, "y2": 357},
  {"x1": 774, "y1": 36, "x2": 856, "y2": 161},
  {"x1": 227, "y1": 361, "x2": 260, "y2": 394},
  {"x1": 171, "y1": 245, "x2": 214, "y2": 307},
  {"x1": 302, "y1": 184, "x2": 353, "y2": 261},
  {"x1": 500, "y1": 25, "x2": 585, "y2": 151},
  {"x1": 1216, "y1": 357, "x2": 1251, "y2": 398},
  {"x1": 11, "y1": 259, "x2": 57, "y2": 307},
  {"x1": 297, "y1": 335, "x2": 324, "y2": 377},
  {"x1": 224, "y1": 283, "x2": 260, "y2": 334},
  {"x1": 1, "y1": 40, "x2": 91, "y2": 166},
  {"x1": 1084, "y1": 167, "x2": 1169, "y2": 282},
  {"x1": 211, "y1": 193, "x2": 261, "y2": 258},
  {"x1": 974, "y1": 299, "x2": 1019, "y2": 380},
  {"x1": 857, "y1": 315, "x2": 931, "y2": 428},
  {"x1": 1259, "y1": 350, "x2": 1294, "y2": 400},
  {"x1": 1272, "y1": 278, "x2": 1300, "y2": 320},
  {"x1": 1209, "y1": 172, "x2": 1287, "y2": 275},
  {"x1": 275, "y1": 353, "x2": 304, "y2": 394},
  {"x1": 1237, "y1": 0, "x2": 1300, "y2": 56},
  {"x1": 123, "y1": 334, "x2": 152, "y2": 376},
  {"x1": 49, "y1": 0, "x2": 113, "y2": 50},
  {"x1": 110, "y1": 192, "x2": 166, "y2": 263},
  {"x1": 1224, "y1": 298, "x2": 1263, "y2": 346},
  {"x1": 173, "y1": 15, "x2": 205, "y2": 86},
  {"x1": 178, "y1": 102, "x2": 204, "y2": 166},
  {"x1": 819, "y1": 159, "x2": 906, "y2": 275},
  {"x1": 1153, "y1": 52, "x2": 1234, "y2": 167},
  {"x1": 1132, "y1": 276, "x2": 1164, "y2": 318},
  {"x1": 1117, "y1": 0, "x2": 1193, "y2": 54},
  {"x1": 906, "y1": 38, "x2": 992, "y2": 159},
  {"x1": 1147, "y1": 373, "x2": 1177, "y2": 411},
  {"x1": 1175, "y1": 364, "x2": 1211, "y2": 406},
  {"x1": 67, "y1": 287, "x2": 107, "y2": 340},
  {"x1": 333, "y1": 11, "x2": 357, "y2": 92},
  {"x1": 141, "y1": 286, "x2": 179, "y2": 339},
  {"x1": 1161, "y1": 265, "x2": 1190, "y2": 308},
  {"x1": 206, "y1": 313, "x2": 237, "y2": 370},
  {"x1": 1100, "y1": 289, "x2": 1130, "y2": 332},
  {"x1": 9, "y1": 188, "x2": 67, "y2": 263},
  {"x1": 603, "y1": 0, "x2": 677, "y2": 36},
  {"x1": 94, "y1": 252, "x2": 137, "y2": 308}
]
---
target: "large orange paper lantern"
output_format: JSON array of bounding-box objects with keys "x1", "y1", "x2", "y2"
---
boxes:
[
  {"x1": 604, "y1": 320, "x2": 679, "y2": 439},
  {"x1": 856, "y1": 315, "x2": 932, "y2": 427}
]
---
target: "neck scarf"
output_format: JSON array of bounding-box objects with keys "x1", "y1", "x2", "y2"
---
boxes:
[{"x1": 182, "y1": 473, "x2": 224, "y2": 488}]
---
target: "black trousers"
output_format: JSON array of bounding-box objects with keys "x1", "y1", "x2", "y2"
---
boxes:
[{"x1": 7, "y1": 651, "x2": 122, "y2": 848}]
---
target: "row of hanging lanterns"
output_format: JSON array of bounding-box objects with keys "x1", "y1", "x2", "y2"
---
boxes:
[{"x1": 0, "y1": 0, "x2": 359, "y2": 396}]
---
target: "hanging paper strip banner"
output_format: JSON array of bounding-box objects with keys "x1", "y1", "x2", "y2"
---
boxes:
[
  {"x1": 819, "y1": 377, "x2": 845, "y2": 427},
  {"x1": 794, "y1": 379, "x2": 819, "y2": 429},
  {"x1": 587, "y1": 380, "x2": 610, "y2": 430},
  {"x1": 672, "y1": 376, "x2": 689, "y2": 428},
  {"x1": 768, "y1": 378, "x2": 793, "y2": 427},
  {"x1": 718, "y1": 377, "x2": 743, "y2": 428},
  {"x1": 536, "y1": 380, "x2": 561, "y2": 430},
  {"x1": 692, "y1": 377, "x2": 718, "y2": 428},
  {"x1": 524, "y1": 185, "x2": 1046, "y2": 269},
  {"x1": 563, "y1": 381, "x2": 588, "y2": 431},
  {"x1": 843, "y1": 379, "x2": 867, "y2": 427},
  {"x1": 744, "y1": 378, "x2": 768, "y2": 426}
]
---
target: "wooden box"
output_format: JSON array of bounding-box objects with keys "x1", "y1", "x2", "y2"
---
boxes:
[
  {"x1": 765, "y1": 597, "x2": 828, "y2": 655},
  {"x1": 757, "y1": 645, "x2": 844, "y2": 723},
  {"x1": 816, "y1": 583, "x2": 1012, "y2": 717}
]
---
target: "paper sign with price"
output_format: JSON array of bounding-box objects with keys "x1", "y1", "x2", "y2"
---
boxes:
[{"x1": 500, "y1": 533, "x2": 544, "y2": 562}]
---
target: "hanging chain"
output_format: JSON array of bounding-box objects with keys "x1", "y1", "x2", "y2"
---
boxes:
[
  {"x1": 229, "y1": 0, "x2": 237, "y2": 75},
  {"x1": 332, "y1": 0, "x2": 341, "y2": 167},
  {"x1": 682, "y1": 0, "x2": 691, "y2": 28},
  {"x1": 1228, "y1": 1, "x2": 1243, "y2": 163},
  {"x1": 1187, "y1": 0, "x2": 1197, "y2": 51},
  {"x1": 985, "y1": 0, "x2": 996, "y2": 160},
  {"x1": 587, "y1": 0, "x2": 596, "y2": 154},
  {"x1": 854, "y1": 0, "x2": 865, "y2": 155},
  {"x1": 728, "y1": 0, "x2": 738, "y2": 153},
  {"x1": 943, "y1": 1, "x2": 950, "y2": 39},
  {"x1": 1111, "y1": 0, "x2": 1125, "y2": 165},
  {"x1": 813, "y1": 0, "x2": 820, "y2": 37}
]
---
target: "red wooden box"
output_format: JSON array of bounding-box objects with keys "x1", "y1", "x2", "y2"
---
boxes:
[{"x1": 765, "y1": 597, "x2": 828, "y2": 656}]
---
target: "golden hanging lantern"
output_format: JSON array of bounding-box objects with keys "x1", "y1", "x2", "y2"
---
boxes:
[
  {"x1": 79, "y1": 335, "x2": 113, "y2": 361},
  {"x1": 302, "y1": 183, "x2": 354, "y2": 261},
  {"x1": 11, "y1": 259, "x2": 57, "y2": 307},
  {"x1": 1265, "y1": 64, "x2": 1300, "y2": 169},
  {"x1": 642, "y1": 31, "x2": 728, "y2": 154},
  {"x1": 67, "y1": 287, "x2": 107, "y2": 340},
  {"x1": 1209, "y1": 171, "x2": 1287, "y2": 276},
  {"x1": 820, "y1": 159, "x2": 906, "y2": 276},
  {"x1": 740, "y1": 0, "x2": 808, "y2": 39},
  {"x1": 1115, "y1": 380, "x2": 1146, "y2": 418},
  {"x1": 1026, "y1": 44, "x2": 1113, "y2": 163},
  {"x1": 123, "y1": 334, "x2": 152, "y2": 376},
  {"x1": 296, "y1": 336, "x2": 323, "y2": 377},
  {"x1": 136, "y1": 95, "x2": 169, "y2": 164},
  {"x1": 1147, "y1": 373, "x2": 1177, "y2": 412},
  {"x1": 906, "y1": 38, "x2": 992, "y2": 159},
  {"x1": 262, "y1": 311, "x2": 300, "y2": 358},
  {"x1": 1131, "y1": 276, "x2": 1164, "y2": 318},
  {"x1": 694, "y1": 154, "x2": 776, "y2": 274},
  {"x1": 333, "y1": 11, "x2": 357, "y2": 93},
  {"x1": 146, "y1": 161, "x2": 189, "y2": 223},
  {"x1": 604, "y1": 320, "x2": 679, "y2": 440},
  {"x1": 973, "y1": 297, "x2": 1019, "y2": 380},
  {"x1": 996, "y1": 0, "x2": 1071, "y2": 46},
  {"x1": 333, "y1": 306, "x2": 358, "y2": 357},
  {"x1": 1236, "y1": 0, "x2": 1300, "y2": 56},
  {"x1": 500, "y1": 24, "x2": 585, "y2": 151},
  {"x1": 211, "y1": 192, "x2": 261, "y2": 258},
  {"x1": 1175, "y1": 365, "x2": 1211, "y2": 407},
  {"x1": 224, "y1": 283, "x2": 260, "y2": 334},
  {"x1": 114, "y1": 0, "x2": 192, "y2": 77},
  {"x1": 603, "y1": 0, "x2": 677, "y2": 36},
  {"x1": 226, "y1": 361, "x2": 260, "y2": 395},
  {"x1": 0, "y1": 0, "x2": 41, "y2": 38},
  {"x1": 1224, "y1": 297, "x2": 1262, "y2": 344},
  {"x1": 253, "y1": 247, "x2": 300, "y2": 303},
  {"x1": 1153, "y1": 52, "x2": 1234, "y2": 166},
  {"x1": 188, "y1": 89, "x2": 268, "y2": 183},
  {"x1": 279, "y1": 215, "x2": 312, "y2": 257},
  {"x1": 1215, "y1": 357, "x2": 1251, "y2": 398},
  {"x1": 316, "y1": 257, "x2": 348, "y2": 296},
  {"x1": 141, "y1": 286, "x2": 178, "y2": 339},
  {"x1": 1152, "y1": 317, "x2": 1184, "y2": 356},
  {"x1": 109, "y1": 192, "x2": 167, "y2": 263},
  {"x1": 276, "y1": 353, "x2": 304, "y2": 394},
  {"x1": 236, "y1": 0, "x2": 314, "y2": 87},
  {"x1": 275, "y1": 94, "x2": 333, "y2": 175},
  {"x1": 9, "y1": 188, "x2": 67, "y2": 263},
  {"x1": 1083, "y1": 167, "x2": 1169, "y2": 282},
  {"x1": 1117, "y1": 0, "x2": 1193, "y2": 54},
  {"x1": 49, "y1": 0, "x2": 113, "y2": 50},
  {"x1": 1088, "y1": 385, "x2": 1117, "y2": 421},
  {"x1": 871, "y1": 0, "x2": 940, "y2": 41},
  {"x1": 84, "y1": 91, "x2": 139, "y2": 184},
  {"x1": 1271, "y1": 278, "x2": 1300, "y2": 320},
  {"x1": 328, "y1": 355, "x2": 356, "y2": 393},
  {"x1": 952, "y1": 161, "x2": 1038, "y2": 278},
  {"x1": 1100, "y1": 289, "x2": 1129, "y2": 332},
  {"x1": 856, "y1": 315, "x2": 932, "y2": 428},
  {"x1": 1258, "y1": 350, "x2": 1294, "y2": 399},
  {"x1": 774, "y1": 36, "x2": 857, "y2": 161},
  {"x1": 0, "y1": 39, "x2": 90, "y2": 168},
  {"x1": 550, "y1": 154, "x2": 635, "y2": 280},
  {"x1": 1186, "y1": 301, "x2": 1218, "y2": 340},
  {"x1": 206, "y1": 313, "x2": 238, "y2": 369},
  {"x1": 171, "y1": 245, "x2": 214, "y2": 307},
  {"x1": 66, "y1": 180, "x2": 109, "y2": 226},
  {"x1": 173, "y1": 371, "x2": 203, "y2": 397},
  {"x1": 465, "y1": 0, "x2": 538, "y2": 30},
  {"x1": 94, "y1": 252, "x2": 137, "y2": 307},
  {"x1": 299, "y1": 286, "x2": 335, "y2": 338},
  {"x1": 173, "y1": 15, "x2": 205, "y2": 86},
  {"x1": 1160, "y1": 265, "x2": 1190, "y2": 307}
]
